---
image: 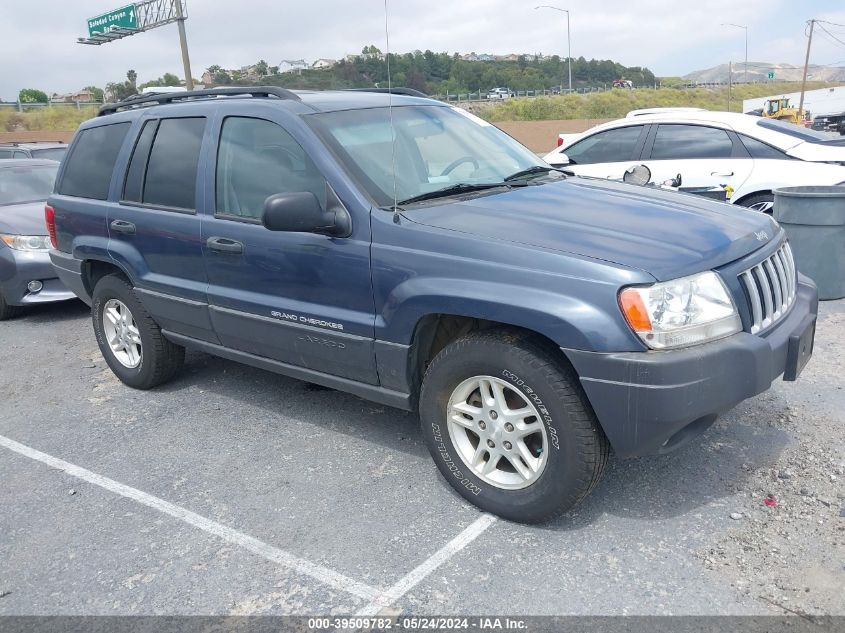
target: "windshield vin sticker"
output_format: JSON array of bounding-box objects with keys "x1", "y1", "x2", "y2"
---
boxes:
[{"x1": 270, "y1": 311, "x2": 344, "y2": 331}]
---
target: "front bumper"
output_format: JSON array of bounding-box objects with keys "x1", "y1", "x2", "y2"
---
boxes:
[
  {"x1": 0, "y1": 247, "x2": 76, "y2": 306},
  {"x1": 564, "y1": 276, "x2": 818, "y2": 458}
]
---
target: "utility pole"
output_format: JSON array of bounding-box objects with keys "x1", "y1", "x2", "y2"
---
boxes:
[
  {"x1": 175, "y1": 1, "x2": 194, "y2": 90},
  {"x1": 721, "y1": 24, "x2": 748, "y2": 83},
  {"x1": 728, "y1": 60, "x2": 733, "y2": 111},
  {"x1": 798, "y1": 19, "x2": 815, "y2": 117},
  {"x1": 535, "y1": 6, "x2": 571, "y2": 93}
]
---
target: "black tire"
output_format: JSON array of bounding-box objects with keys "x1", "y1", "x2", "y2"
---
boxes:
[
  {"x1": 738, "y1": 192, "x2": 774, "y2": 214},
  {"x1": 0, "y1": 294, "x2": 24, "y2": 321},
  {"x1": 419, "y1": 330, "x2": 609, "y2": 523},
  {"x1": 92, "y1": 274, "x2": 184, "y2": 389}
]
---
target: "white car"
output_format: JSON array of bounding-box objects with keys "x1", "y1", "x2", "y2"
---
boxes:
[
  {"x1": 487, "y1": 87, "x2": 513, "y2": 100},
  {"x1": 543, "y1": 108, "x2": 845, "y2": 212}
]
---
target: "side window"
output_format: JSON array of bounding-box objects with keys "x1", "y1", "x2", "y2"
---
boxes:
[
  {"x1": 58, "y1": 122, "x2": 131, "y2": 200},
  {"x1": 650, "y1": 124, "x2": 733, "y2": 160},
  {"x1": 14, "y1": 151, "x2": 28, "y2": 159},
  {"x1": 738, "y1": 134, "x2": 790, "y2": 160},
  {"x1": 0, "y1": 149, "x2": 12, "y2": 159},
  {"x1": 122, "y1": 120, "x2": 159, "y2": 203},
  {"x1": 564, "y1": 126, "x2": 643, "y2": 165},
  {"x1": 215, "y1": 117, "x2": 326, "y2": 220},
  {"x1": 142, "y1": 117, "x2": 205, "y2": 210}
]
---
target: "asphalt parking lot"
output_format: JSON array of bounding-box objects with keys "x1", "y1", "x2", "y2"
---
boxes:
[{"x1": 1, "y1": 299, "x2": 843, "y2": 617}]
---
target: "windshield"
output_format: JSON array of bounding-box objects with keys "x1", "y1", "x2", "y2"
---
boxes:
[
  {"x1": 30, "y1": 147, "x2": 67, "y2": 161},
  {"x1": 756, "y1": 119, "x2": 833, "y2": 143},
  {"x1": 306, "y1": 105, "x2": 549, "y2": 206},
  {"x1": 0, "y1": 164, "x2": 57, "y2": 206}
]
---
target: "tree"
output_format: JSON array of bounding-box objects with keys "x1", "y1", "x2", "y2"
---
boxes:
[
  {"x1": 255, "y1": 59, "x2": 269, "y2": 76},
  {"x1": 126, "y1": 69, "x2": 138, "y2": 88},
  {"x1": 162, "y1": 72, "x2": 181, "y2": 86},
  {"x1": 18, "y1": 88, "x2": 48, "y2": 104}
]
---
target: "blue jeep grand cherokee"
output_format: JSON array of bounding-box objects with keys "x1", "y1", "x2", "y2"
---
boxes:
[{"x1": 47, "y1": 88, "x2": 817, "y2": 522}]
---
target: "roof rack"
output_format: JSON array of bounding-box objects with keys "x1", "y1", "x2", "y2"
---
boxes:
[
  {"x1": 345, "y1": 87, "x2": 429, "y2": 98},
  {"x1": 98, "y1": 86, "x2": 302, "y2": 116}
]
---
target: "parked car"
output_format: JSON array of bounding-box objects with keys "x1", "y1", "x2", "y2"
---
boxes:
[
  {"x1": 49, "y1": 87, "x2": 817, "y2": 522},
  {"x1": 0, "y1": 160, "x2": 76, "y2": 319},
  {"x1": 0, "y1": 142, "x2": 68, "y2": 162},
  {"x1": 487, "y1": 87, "x2": 513, "y2": 100},
  {"x1": 544, "y1": 109, "x2": 845, "y2": 212}
]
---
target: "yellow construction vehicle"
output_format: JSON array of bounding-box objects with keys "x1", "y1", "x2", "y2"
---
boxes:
[{"x1": 761, "y1": 97, "x2": 807, "y2": 125}]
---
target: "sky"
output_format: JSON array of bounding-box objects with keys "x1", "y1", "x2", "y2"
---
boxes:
[{"x1": 1, "y1": 0, "x2": 845, "y2": 99}]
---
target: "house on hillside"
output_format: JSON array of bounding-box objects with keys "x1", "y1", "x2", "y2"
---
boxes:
[
  {"x1": 278, "y1": 59, "x2": 308, "y2": 73},
  {"x1": 476, "y1": 53, "x2": 496, "y2": 62},
  {"x1": 461, "y1": 52, "x2": 479, "y2": 62},
  {"x1": 312, "y1": 58, "x2": 337, "y2": 70},
  {"x1": 50, "y1": 89, "x2": 96, "y2": 103},
  {"x1": 496, "y1": 54, "x2": 520, "y2": 62}
]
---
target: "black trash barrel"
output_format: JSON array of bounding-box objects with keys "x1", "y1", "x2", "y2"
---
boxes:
[{"x1": 774, "y1": 186, "x2": 845, "y2": 300}]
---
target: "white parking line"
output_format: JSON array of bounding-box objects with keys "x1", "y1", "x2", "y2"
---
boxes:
[
  {"x1": 0, "y1": 433, "x2": 380, "y2": 602},
  {"x1": 356, "y1": 513, "x2": 497, "y2": 616}
]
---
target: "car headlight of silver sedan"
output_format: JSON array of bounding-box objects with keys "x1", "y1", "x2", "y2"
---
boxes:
[
  {"x1": 619, "y1": 271, "x2": 742, "y2": 349},
  {"x1": 1, "y1": 234, "x2": 52, "y2": 252}
]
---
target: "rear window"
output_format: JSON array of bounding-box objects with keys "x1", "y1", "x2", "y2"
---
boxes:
[
  {"x1": 58, "y1": 123, "x2": 130, "y2": 200},
  {"x1": 0, "y1": 164, "x2": 58, "y2": 205},
  {"x1": 30, "y1": 147, "x2": 67, "y2": 161},
  {"x1": 756, "y1": 119, "x2": 831, "y2": 142}
]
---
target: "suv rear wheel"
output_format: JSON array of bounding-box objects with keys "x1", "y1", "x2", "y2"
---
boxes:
[
  {"x1": 419, "y1": 330, "x2": 609, "y2": 523},
  {"x1": 92, "y1": 274, "x2": 184, "y2": 389}
]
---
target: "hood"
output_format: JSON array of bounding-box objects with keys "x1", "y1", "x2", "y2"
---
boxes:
[
  {"x1": 402, "y1": 178, "x2": 779, "y2": 281},
  {"x1": 0, "y1": 201, "x2": 49, "y2": 236},
  {"x1": 787, "y1": 140, "x2": 845, "y2": 164}
]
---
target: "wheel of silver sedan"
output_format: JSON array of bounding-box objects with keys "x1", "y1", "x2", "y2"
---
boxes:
[
  {"x1": 446, "y1": 375, "x2": 548, "y2": 490},
  {"x1": 102, "y1": 299, "x2": 142, "y2": 368}
]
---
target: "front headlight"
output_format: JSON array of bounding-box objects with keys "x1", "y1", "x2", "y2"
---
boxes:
[
  {"x1": 1, "y1": 235, "x2": 52, "y2": 252},
  {"x1": 619, "y1": 271, "x2": 741, "y2": 349}
]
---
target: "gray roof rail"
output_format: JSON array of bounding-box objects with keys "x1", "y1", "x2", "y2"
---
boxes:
[{"x1": 98, "y1": 86, "x2": 301, "y2": 116}]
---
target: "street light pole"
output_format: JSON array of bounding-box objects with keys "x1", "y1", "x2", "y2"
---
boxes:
[
  {"x1": 535, "y1": 6, "x2": 571, "y2": 93},
  {"x1": 722, "y1": 23, "x2": 748, "y2": 83}
]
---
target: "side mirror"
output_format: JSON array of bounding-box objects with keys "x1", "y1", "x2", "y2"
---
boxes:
[
  {"x1": 262, "y1": 190, "x2": 351, "y2": 237},
  {"x1": 554, "y1": 152, "x2": 570, "y2": 166},
  {"x1": 622, "y1": 164, "x2": 651, "y2": 186}
]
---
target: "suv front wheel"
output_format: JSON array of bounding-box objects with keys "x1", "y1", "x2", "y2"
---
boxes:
[
  {"x1": 92, "y1": 274, "x2": 184, "y2": 389},
  {"x1": 419, "y1": 330, "x2": 609, "y2": 523}
]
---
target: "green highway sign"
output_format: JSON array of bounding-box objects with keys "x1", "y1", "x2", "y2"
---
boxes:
[
  {"x1": 87, "y1": 4, "x2": 137, "y2": 37},
  {"x1": 767, "y1": 71, "x2": 775, "y2": 80}
]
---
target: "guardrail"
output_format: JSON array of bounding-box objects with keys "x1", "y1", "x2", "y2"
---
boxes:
[{"x1": 0, "y1": 101, "x2": 104, "y2": 112}]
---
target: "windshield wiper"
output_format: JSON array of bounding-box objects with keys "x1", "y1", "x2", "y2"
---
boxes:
[
  {"x1": 503, "y1": 165, "x2": 567, "y2": 182},
  {"x1": 398, "y1": 182, "x2": 510, "y2": 205}
]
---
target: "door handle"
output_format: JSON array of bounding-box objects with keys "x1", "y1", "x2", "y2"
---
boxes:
[
  {"x1": 711, "y1": 171, "x2": 734, "y2": 177},
  {"x1": 206, "y1": 236, "x2": 244, "y2": 254},
  {"x1": 110, "y1": 219, "x2": 136, "y2": 235}
]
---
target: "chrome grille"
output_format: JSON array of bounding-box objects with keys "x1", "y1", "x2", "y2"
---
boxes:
[{"x1": 738, "y1": 242, "x2": 797, "y2": 334}]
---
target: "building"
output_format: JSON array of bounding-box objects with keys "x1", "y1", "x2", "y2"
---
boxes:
[
  {"x1": 278, "y1": 59, "x2": 309, "y2": 73},
  {"x1": 50, "y1": 89, "x2": 97, "y2": 103},
  {"x1": 743, "y1": 85, "x2": 845, "y2": 118},
  {"x1": 312, "y1": 58, "x2": 337, "y2": 70}
]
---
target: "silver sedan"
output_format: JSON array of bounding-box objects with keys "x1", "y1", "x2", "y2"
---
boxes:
[{"x1": 0, "y1": 160, "x2": 76, "y2": 319}]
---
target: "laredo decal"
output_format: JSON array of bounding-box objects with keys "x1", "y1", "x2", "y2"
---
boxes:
[{"x1": 270, "y1": 311, "x2": 345, "y2": 331}]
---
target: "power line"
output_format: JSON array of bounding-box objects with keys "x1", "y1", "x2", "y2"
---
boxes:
[{"x1": 815, "y1": 22, "x2": 845, "y2": 49}]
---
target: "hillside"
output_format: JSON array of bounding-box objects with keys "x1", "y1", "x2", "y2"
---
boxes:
[
  {"x1": 683, "y1": 62, "x2": 845, "y2": 84},
  {"x1": 219, "y1": 50, "x2": 656, "y2": 94},
  {"x1": 480, "y1": 81, "x2": 834, "y2": 121}
]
